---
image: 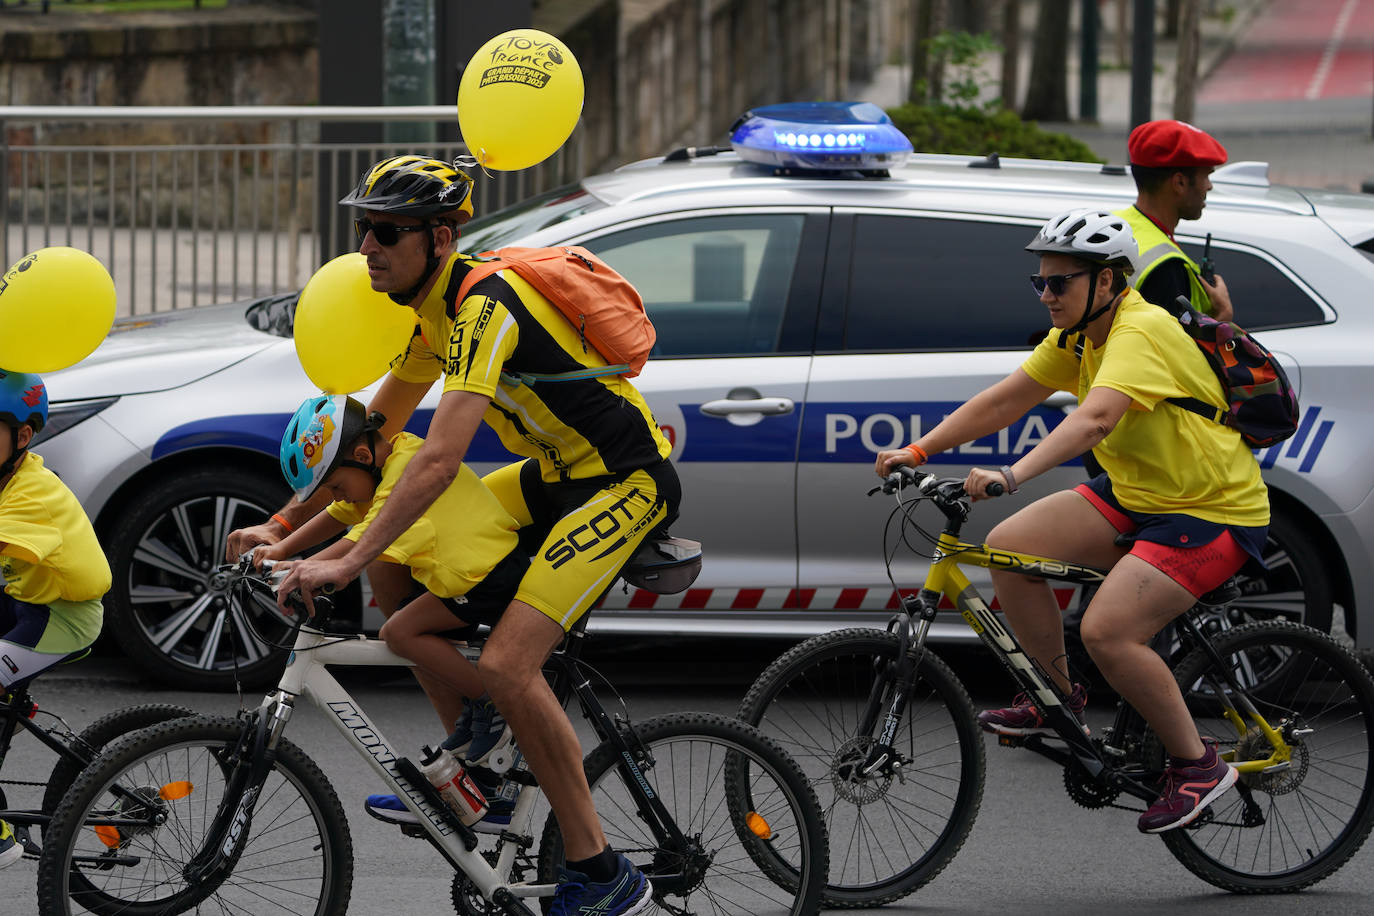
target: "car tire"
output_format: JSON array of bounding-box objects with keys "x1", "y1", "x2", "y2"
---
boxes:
[
  {"x1": 103, "y1": 464, "x2": 293, "y2": 691},
  {"x1": 1233, "y1": 509, "x2": 1333, "y2": 633}
]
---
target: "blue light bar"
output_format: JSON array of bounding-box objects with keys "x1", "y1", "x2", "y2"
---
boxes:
[{"x1": 730, "y1": 102, "x2": 913, "y2": 172}]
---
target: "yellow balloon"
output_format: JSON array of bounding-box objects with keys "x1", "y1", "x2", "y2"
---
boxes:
[
  {"x1": 458, "y1": 29, "x2": 584, "y2": 171},
  {"x1": 0, "y1": 247, "x2": 116, "y2": 373},
  {"x1": 294, "y1": 253, "x2": 417, "y2": 394}
]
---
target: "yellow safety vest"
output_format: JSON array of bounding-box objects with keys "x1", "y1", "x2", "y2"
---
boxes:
[{"x1": 1116, "y1": 206, "x2": 1213, "y2": 315}]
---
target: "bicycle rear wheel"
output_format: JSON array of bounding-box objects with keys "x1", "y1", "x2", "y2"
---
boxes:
[
  {"x1": 738, "y1": 628, "x2": 984, "y2": 907},
  {"x1": 537, "y1": 712, "x2": 827, "y2": 916},
  {"x1": 42, "y1": 703, "x2": 197, "y2": 819},
  {"x1": 1162, "y1": 621, "x2": 1374, "y2": 892},
  {"x1": 36, "y1": 715, "x2": 352, "y2": 916}
]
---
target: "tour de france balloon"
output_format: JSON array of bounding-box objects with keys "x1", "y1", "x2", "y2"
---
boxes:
[
  {"x1": 293, "y1": 253, "x2": 417, "y2": 395},
  {"x1": 457, "y1": 28, "x2": 585, "y2": 171},
  {"x1": 0, "y1": 247, "x2": 116, "y2": 373}
]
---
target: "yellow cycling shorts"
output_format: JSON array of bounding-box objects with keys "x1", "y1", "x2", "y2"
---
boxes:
[{"x1": 482, "y1": 459, "x2": 681, "y2": 630}]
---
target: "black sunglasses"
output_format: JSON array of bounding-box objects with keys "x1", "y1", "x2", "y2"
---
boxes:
[
  {"x1": 354, "y1": 218, "x2": 430, "y2": 246},
  {"x1": 1029, "y1": 270, "x2": 1089, "y2": 296}
]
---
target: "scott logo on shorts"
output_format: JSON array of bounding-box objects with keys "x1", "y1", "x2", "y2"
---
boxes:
[{"x1": 544, "y1": 490, "x2": 653, "y2": 569}]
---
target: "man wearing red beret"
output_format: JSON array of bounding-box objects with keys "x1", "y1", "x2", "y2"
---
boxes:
[{"x1": 1114, "y1": 120, "x2": 1233, "y2": 321}]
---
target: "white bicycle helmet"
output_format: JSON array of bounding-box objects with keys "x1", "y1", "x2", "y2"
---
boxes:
[
  {"x1": 1027, "y1": 209, "x2": 1139, "y2": 350},
  {"x1": 1025, "y1": 209, "x2": 1137, "y2": 274}
]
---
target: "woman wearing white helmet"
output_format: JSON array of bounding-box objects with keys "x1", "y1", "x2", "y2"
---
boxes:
[{"x1": 876, "y1": 207, "x2": 1270, "y2": 834}]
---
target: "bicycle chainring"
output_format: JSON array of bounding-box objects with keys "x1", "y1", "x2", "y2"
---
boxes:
[
  {"x1": 451, "y1": 850, "x2": 523, "y2": 916},
  {"x1": 1063, "y1": 766, "x2": 1121, "y2": 809}
]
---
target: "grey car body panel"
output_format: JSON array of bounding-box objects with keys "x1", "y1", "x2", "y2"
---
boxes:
[{"x1": 33, "y1": 147, "x2": 1374, "y2": 656}]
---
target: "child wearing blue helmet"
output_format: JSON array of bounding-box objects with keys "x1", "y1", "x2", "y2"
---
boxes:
[
  {"x1": 259, "y1": 394, "x2": 528, "y2": 830},
  {"x1": 0, "y1": 368, "x2": 111, "y2": 867}
]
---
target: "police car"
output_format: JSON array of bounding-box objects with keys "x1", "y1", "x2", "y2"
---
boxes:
[{"x1": 39, "y1": 102, "x2": 1374, "y2": 687}]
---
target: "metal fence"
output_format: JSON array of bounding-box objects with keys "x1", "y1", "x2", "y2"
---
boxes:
[{"x1": 0, "y1": 106, "x2": 584, "y2": 315}]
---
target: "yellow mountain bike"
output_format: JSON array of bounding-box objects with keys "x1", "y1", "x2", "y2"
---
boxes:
[{"x1": 740, "y1": 466, "x2": 1374, "y2": 905}]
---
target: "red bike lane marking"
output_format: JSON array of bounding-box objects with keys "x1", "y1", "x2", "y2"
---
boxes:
[{"x1": 1201, "y1": 0, "x2": 1373, "y2": 103}]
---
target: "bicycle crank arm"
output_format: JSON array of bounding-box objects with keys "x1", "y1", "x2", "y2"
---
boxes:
[{"x1": 491, "y1": 887, "x2": 538, "y2": 915}]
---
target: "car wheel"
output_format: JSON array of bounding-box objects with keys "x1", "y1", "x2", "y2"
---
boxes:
[
  {"x1": 1229, "y1": 510, "x2": 1333, "y2": 633},
  {"x1": 1062, "y1": 509, "x2": 1333, "y2": 687},
  {"x1": 104, "y1": 464, "x2": 293, "y2": 690}
]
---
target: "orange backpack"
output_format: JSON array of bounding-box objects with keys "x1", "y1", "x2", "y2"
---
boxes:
[{"x1": 452, "y1": 246, "x2": 656, "y2": 382}]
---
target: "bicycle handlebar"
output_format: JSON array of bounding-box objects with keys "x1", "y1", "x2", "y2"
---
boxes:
[
  {"x1": 228, "y1": 553, "x2": 335, "y2": 621},
  {"x1": 878, "y1": 466, "x2": 1004, "y2": 499}
]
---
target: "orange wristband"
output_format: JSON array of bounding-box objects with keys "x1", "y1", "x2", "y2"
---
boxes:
[
  {"x1": 271, "y1": 513, "x2": 295, "y2": 534},
  {"x1": 904, "y1": 444, "x2": 929, "y2": 465}
]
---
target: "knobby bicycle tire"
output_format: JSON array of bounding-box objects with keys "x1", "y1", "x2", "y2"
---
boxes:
[
  {"x1": 1160, "y1": 620, "x2": 1374, "y2": 893},
  {"x1": 36, "y1": 715, "x2": 353, "y2": 916},
  {"x1": 41, "y1": 703, "x2": 197, "y2": 820},
  {"x1": 738, "y1": 627, "x2": 985, "y2": 908},
  {"x1": 535, "y1": 712, "x2": 828, "y2": 916}
]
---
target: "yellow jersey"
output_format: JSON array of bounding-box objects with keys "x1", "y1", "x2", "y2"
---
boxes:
[
  {"x1": 326, "y1": 433, "x2": 520, "y2": 598},
  {"x1": 1022, "y1": 290, "x2": 1269, "y2": 527}
]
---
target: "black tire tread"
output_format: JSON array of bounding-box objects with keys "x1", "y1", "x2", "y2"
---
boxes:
[
  {"x1": 1162, "y1": 620, "x2": 1374, "y2": 893},
  {"x1": 738, "y1": 627, "x2": 984, "y2": 907},
  {"x1": 535, "y1": 711, "x2": 828, "y2": 916},
  {"x1": 36, "y1": 714, "x2": 353, "y2": 916},
  {"x1": 41, "y1": 703, "x2": 197, "y2": 817}
]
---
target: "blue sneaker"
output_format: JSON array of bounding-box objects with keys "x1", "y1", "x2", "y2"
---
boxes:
[
  {"x1": 0, "y1": 819, "x2": 23, "y2": 868},
  {"x1": 364, "y1": 791, "x2": 515, "y2": 834},
  {"x1": 444, "y1": 694, "x2": 511, "y2": 765},
  {"x1": 549, "y1": 854, "x2": 652, "y2": 916},
  {"x1": 440, "y1": 697, "x2": 477, "y2": 756}
]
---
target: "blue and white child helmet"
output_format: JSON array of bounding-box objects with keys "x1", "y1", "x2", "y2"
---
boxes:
[
  {"x1": 279, "y1": 394, "x2": 370, "y2": 501},
  {"x1": 0, "y1": 368, "x2": 47, "y2": 433}
]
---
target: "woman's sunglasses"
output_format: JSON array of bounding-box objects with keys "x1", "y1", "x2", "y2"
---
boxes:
[
  {"x1": 1029, "y1": 270, "x2": 1088, "y2": 296},
  {"x1": 354, "y1": 218, "x2": 430, "y2": 246}
]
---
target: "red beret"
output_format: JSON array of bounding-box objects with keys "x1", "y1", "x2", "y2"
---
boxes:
[{"x1": 1128, "y1": 120, "x2": 1227, "y2": 168}]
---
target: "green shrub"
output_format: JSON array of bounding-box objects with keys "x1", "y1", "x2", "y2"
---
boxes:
[{"x1": 886, "y1": 104, "x2": 1104, "y2": 163}]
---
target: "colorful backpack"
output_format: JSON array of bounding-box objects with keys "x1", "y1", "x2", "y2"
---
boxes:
[
  {"x1": 1165, "y1": 298, "x2": 1299, "y2": 449},
  {"x1": 451, "y1": 246, "x2": 656, "y2": 383}
]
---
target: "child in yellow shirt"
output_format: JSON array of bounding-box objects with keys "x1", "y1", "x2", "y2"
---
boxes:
[{"x1": 0, "y1": 370, "x2": 111, "y2": 867}]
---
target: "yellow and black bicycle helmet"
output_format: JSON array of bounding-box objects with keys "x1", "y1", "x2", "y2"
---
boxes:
[
  {"x1": 339, "y1": 155, "x2": 475, "y2": 222},
  {"x1": 339, "y1": 156, "x2": 476, "y2": 303}
]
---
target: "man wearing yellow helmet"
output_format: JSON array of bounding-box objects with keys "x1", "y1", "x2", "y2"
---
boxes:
[{"x1": 232, "y1": 154, "x2": 673, "y2": 914}]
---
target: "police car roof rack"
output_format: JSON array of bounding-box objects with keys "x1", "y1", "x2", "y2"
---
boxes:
[{"x1": 662, "y1": 145, "x2": 730, "y2": 162}]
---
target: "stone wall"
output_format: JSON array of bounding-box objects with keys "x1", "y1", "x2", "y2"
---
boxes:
[
  {"x1": 1, "y1": 0, "x2": 910, "y2": 172},
  {"x1": 0, "y1": 4, "x2": 318, "y2": 148}
]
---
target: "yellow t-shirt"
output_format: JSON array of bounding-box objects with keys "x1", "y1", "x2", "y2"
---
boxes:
[
  {"x1": 325, "y1": 432, "x2": 520, "y2": 599},
  {"x1": 388, "y1": 254, "x2": 671, "y2": 483},
  {"x1": 1021, "y1": 290, "x2": 1269, "y2": 527},
  {"x1": 0, "y1": 453, "x2": 109, "y2": 648}
]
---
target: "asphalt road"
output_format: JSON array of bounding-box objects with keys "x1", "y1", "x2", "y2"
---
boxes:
[{"x1": 6, "y1": 637, "x2": 1374, "y2": 915}]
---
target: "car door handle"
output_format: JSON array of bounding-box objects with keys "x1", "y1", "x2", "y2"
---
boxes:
[
  {"x1": 700, "y1": 397, "x2": 795, "y2": 417},
  {"x1": 1042, "y1": 391, "x2": 1078, "y2": 410}
]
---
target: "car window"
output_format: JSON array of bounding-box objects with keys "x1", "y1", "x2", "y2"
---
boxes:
[
  {"x1": 461, "y1": 186, "x2": 607, "y2": 252},
  {"x1": 1176, "y1": 241, "x2": 1326, "y2": 330},
  {"x1": 582, "y1": 214, "x2": 806, "y2": 357},
  {"x1": 841, "y1": 215, "x2": 1049, "y2": 351}
]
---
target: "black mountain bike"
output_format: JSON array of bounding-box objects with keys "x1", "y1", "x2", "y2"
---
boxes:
[
  {"x1": 0, "y1": 659, "x2": 191, "y2": 880},
  {"x1": 739, "y1": 467, "x2": 1374, "y2": 906}
]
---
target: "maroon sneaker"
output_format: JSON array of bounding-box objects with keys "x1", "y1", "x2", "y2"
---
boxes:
[
  {"x1": 976, "y1": 683, "x2": 1087, "y2": 736},
  {"x1": 1138, "y1": 744, "x2": 1238, "y2": 833}
]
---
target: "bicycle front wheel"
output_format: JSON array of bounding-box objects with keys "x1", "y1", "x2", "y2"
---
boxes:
[
  {"x1": 1162, "y1": 621, "x2": 1374, "y2": 892},
  {"x1": 36, "y1": 715, "x2": 353, "y2": 916},
  {"x1": 738, "y1": 628, "x2": 984, "y2": 907},
  {"x1": 537, "y1": 712, "x2": 828, "y2": 916}
]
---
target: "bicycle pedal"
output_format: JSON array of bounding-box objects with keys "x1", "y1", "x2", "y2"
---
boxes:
[
  {"x1": 399, "y1": 823, "x2": 430, "y2": 839},
  {"x1": 997, "y1": 734, "x2": 1025, "y2": 748}
]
